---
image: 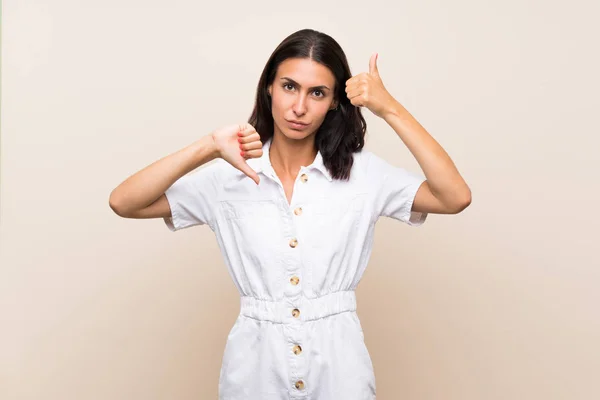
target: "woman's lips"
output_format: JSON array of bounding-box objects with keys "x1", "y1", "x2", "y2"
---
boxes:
[{"x1": 286, "y1": 120, "x2": 310, "y2": 130}]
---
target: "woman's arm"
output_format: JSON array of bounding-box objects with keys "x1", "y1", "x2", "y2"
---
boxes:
[
  {"x1": 382, "y1": 102, "x2": 472, "y2": 214},
  {"x1": 109, "y1": 135, "x2": 219, "y2": 218},
  {"x1": 345, "y1": 53, "x2": 471, "y2": 214}
]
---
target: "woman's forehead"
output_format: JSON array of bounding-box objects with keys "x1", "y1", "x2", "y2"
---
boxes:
[{"x1": 276, "y1": 58, "x2": 335, "y2": 87}]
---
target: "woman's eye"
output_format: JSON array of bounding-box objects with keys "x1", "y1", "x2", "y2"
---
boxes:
[{"x1": 283, "y1": 84, "x2": 324, "y2": 98}]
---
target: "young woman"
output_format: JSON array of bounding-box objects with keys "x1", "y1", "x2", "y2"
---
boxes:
[{"x1": 110, "y1": 28, "x2": 471, "y2": 400}]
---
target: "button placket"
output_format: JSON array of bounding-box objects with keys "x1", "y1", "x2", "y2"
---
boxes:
[
  {"x1": 281, "y1": 169, "x2": 308, "y2": 390},
  {"x1": 290, "y1": 187, "x2": 302, "y2": 288},
  {"x1": 285, "y1": 171, "x2": 309, "y2": 391}
]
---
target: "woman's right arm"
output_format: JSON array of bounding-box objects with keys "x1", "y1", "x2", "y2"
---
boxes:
[{"x1": 108, "y1": 134, "x2": 219, "y2": 219}]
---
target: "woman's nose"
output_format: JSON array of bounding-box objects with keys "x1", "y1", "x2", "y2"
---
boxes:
[{"x1": 293, "y1": 94, "x2": 307, "y2": 115}]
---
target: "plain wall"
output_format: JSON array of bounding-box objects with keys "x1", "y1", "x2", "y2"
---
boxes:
[{"x1": 1, "y1": 0, "x2": 599, "y2": 399}]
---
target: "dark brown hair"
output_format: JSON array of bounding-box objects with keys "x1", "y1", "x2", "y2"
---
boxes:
[{"x1": 248, "y1": 28, "x2": 366, "y2": 181}]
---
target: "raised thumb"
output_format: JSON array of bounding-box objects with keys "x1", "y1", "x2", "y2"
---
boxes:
[{"x1": 369, "y1": 53, "x2": 379, "y2": 77}]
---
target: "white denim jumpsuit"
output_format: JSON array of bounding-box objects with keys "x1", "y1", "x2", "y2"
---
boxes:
[{"x1": 163, "y1": 137, "x2": 427, "y2": 400}]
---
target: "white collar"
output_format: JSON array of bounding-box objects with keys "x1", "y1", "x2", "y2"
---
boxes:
[{"x1": 247, "y1": 137, "x2": 333, "y2": 182}]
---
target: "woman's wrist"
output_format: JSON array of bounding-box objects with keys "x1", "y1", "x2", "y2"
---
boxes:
[{"x1": 189, "y1": 134, "x2": 220, "y2": 167}]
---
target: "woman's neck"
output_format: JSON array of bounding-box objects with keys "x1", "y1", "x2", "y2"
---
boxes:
[{"x1": 269, "y1": 132, "x2": 317, "y2": 180}]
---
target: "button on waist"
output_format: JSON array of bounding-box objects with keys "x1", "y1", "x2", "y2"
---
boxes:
[{"x1": 239, "y1": 290, "x2": 357, "y2": 323}]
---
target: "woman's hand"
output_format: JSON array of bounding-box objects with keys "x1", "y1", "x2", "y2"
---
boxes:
[
  {"x1": 345, "y1": 53, "x2": 396, "y2": 119},
  {"x1": 212, "y1": 123, "x2": 263, "y2": 185}
]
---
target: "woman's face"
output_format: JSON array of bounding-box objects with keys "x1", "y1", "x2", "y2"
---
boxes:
[{"x1": 268, "y1": 57, "x2": 338, "y2": 141}]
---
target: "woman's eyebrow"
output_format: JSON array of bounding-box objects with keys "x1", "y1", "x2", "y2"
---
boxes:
[{"x1": 280, "y1": 77, "x2": 330, "y2": 91}]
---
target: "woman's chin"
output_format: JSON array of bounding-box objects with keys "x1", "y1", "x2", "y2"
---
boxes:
[{"x1": 283, "y1": 128, "x2": 315, "y2": 141}]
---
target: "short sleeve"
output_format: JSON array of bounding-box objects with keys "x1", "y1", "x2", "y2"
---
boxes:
[
  {"x1": 163, "y1": 161, "x2": 220, "y2": 232},
  {"x1": 366, "y1": 151, "x2": 428, "y2": 226}
]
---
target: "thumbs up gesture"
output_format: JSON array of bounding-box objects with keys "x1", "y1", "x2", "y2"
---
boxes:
[
  {"x1": 345, "y1": 53, "x2": 396, "y2": 119},
  {"x1": 212, "y1": 123, "x2": 262, "y2": 185}
]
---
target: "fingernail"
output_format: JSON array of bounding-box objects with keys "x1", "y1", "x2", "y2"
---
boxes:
[
  {"x1": 238, "y1": 138, "x2": 242, "y2": 143},
  {"x1": 240, "y1": 151, "x2": 244, "y2": 156}
]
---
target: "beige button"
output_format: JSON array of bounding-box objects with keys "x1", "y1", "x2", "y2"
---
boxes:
[
  {"x1": 292, "y1": 308, "x2": 300, "y2": 318},
  {"x1": 289, "y1": 238, "x2": 298, "y2": 248},
  {"x1": 294, "y1": 207, "x2": 303, "y2": 216},
  {"x1": 295, "y1": 380, "x2": 305, "y2": 390},
  {"x1": 290, "y1": 276, "x2": 300, "y2": 285},
  {"x1": 293, "y1": 344, "x2": 302, "y2": 355},
  {"x1": 300, "y1": 173, "x2": 308, "y2": 183}
]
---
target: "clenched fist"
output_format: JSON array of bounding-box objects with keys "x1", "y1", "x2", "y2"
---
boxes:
[{"x1": 212, "y1": 123, "x2": 263, "y2": 185}]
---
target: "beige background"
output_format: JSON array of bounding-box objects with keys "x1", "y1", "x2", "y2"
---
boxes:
[{"x1": 1, "y1": 0, "x2": 599, "y2": 399}]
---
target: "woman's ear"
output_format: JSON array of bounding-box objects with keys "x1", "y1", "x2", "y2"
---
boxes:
[{"x1": 267, "y1": 85, "x2": 272, "y2": 97}]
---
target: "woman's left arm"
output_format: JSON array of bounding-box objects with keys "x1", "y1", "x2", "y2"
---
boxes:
[{"x1": 346, "y1": 53, "x2": 472, "y2": 214}]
